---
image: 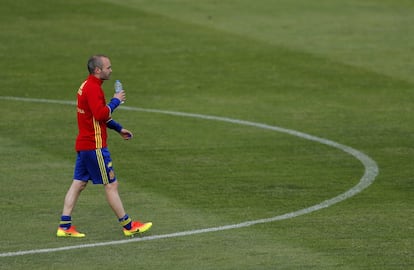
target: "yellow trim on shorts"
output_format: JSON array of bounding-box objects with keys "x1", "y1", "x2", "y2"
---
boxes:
[{"x1": 96, "y1": 149, "x2": 109, "y2": 184}]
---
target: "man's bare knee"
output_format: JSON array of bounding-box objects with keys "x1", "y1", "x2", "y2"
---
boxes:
[
  {"x1": 72, "y1": 180, "x2": 88, "y2": 191},
  {"x1": 105, "y1": 181, "x2": 119, "y2": 192}
]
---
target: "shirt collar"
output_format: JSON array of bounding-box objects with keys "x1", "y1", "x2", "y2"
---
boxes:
[{"x1": 88, "y1": 74, "x2": 104, "y2": 85}]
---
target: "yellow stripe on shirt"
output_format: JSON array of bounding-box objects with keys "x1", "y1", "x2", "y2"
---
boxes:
[{"x1": 93, "y1": 117, "x2": 102, "y2": 149}]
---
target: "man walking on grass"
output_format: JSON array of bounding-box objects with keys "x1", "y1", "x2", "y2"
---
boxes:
[{"x1": 57, "y1": 54, "x2": 152, "y2": 237}]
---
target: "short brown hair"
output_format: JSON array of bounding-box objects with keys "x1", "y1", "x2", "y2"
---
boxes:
[{"x1": 87, "y1": 54, "x2": 108, "y2": 74}]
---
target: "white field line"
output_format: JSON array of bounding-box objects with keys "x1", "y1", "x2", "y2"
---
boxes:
[{"x1": 0, "y1": 96, "x2": 379, "y2": 258}]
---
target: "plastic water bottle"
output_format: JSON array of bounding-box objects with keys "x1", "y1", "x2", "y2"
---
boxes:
[
  {"x1": 114, "y1": 80, "x2": 123, "y2": 93},
  {"x1": 114, "y1": 80, "x2": 124, "y2": 103}
]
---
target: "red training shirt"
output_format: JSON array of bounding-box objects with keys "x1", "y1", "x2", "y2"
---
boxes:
[{"x1": 75, "y1": 75, "x2": 111, "y2": 151}]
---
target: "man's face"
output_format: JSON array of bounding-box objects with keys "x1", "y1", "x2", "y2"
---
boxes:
[{"x1": 96, "y1": 57, "x2": 112, "y2": 80}]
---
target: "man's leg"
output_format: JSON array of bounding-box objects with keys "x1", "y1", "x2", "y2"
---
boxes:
[
  {"x1": 105, "y1": 181, "x2": 152, "y2": 236},
  {"x1": 62, "y1": 180, "x2": 88, "y2": 216},
  {"x1": 57, "y1": 180, "x2": 87, "y2": 237},
  {"x1": 104, "y1": 180, "x2": 126, "y2": 219}
]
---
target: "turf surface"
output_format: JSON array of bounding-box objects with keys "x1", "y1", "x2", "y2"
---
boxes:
[{"x1": 0, "y1": 0, "x2": 413, "y2": 269}]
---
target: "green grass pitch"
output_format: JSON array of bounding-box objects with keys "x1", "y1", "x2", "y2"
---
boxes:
[{"x1": 0, "y1": 0, "x2": 413, "y2": 269}]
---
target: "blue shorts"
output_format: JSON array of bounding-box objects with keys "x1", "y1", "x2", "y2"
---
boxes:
[{"x1": 73, "y1": 148, "x2": 117, "y2": 184}]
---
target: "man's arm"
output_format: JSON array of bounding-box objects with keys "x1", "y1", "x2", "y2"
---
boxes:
[
  {"x1": 88, "y1": 87, "x2": 123, "y2": 122},
  {"x1": 107, "y1": 119, "x2": 133, "y2": 139}
]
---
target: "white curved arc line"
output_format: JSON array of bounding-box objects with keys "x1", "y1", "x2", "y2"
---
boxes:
[{"x1": 0, "y1": 96, "x2": 379, "y2": 258}]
